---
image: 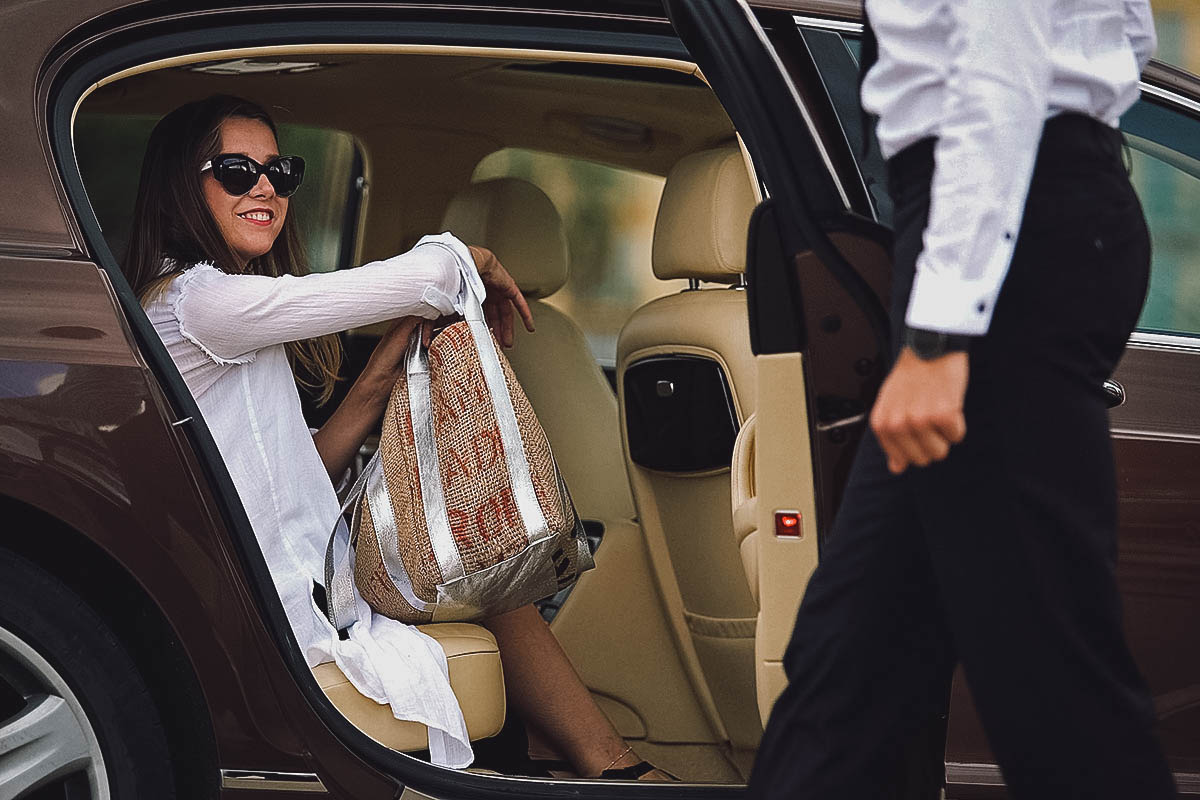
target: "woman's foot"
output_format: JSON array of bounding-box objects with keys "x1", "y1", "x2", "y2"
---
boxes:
[
  {"x1": 594, "y1": 746, "x2": 680, "y2": 781},
  {"x1": 599, "y1": 761, "x2": 680, "y2": 782},
  {"x1": 483, "y1": 607, "x2": 681, "y2": 781}
]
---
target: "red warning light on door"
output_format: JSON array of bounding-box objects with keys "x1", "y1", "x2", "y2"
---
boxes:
[{"x1": 775, "y1": 510, "x2": 803, "y2": 538}]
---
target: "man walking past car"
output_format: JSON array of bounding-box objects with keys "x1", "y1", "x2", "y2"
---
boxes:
[{"x1": 749, "y1": 1, "x2": 1178, "y2": 798}]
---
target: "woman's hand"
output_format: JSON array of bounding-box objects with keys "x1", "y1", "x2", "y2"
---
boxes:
[
  {"x1": 361, "y1": 316, "x2": 428, "y2": 390},
  {"x1": 313, "y1": 316, "x2": 426, "y2": 481},
  {"x1": 468, "y1": 245, "x2": 536, "y2": 347}
]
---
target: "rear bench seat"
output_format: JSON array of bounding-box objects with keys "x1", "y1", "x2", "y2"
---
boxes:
[{"x1": 313, "y1": 623, "x2": 506, "y2": 751}]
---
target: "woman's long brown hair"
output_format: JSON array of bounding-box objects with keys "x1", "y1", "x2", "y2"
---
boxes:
[{"x1": 123, "y1": 94, "x2": 342, "y2": 404}]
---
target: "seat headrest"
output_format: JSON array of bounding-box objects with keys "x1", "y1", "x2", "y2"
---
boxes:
[
  {"x1": 652, "y1": 146, "x2": 756, "y2": 283},
  {"x1": 441, "y1": 177, "x2": 569, "y2": 299}
]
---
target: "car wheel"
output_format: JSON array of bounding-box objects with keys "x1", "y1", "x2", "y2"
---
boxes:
[{"x1": 0, "y1": 549, "x2": 175, "y2": 799}]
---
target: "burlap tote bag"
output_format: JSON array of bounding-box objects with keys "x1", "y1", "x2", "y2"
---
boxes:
[{"x1": 324, "y1": 279, "x2": 593, "y2": 628}]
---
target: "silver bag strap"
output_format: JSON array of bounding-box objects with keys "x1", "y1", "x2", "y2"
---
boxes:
[
  {"x1": 323, "y1": 452, "x2": 374, "y2": 631},
  {"x1": 324, "y1": 447, "x2": 438, "y2": 632},
  {"x1": 403, "y1": 330, "x2": 465, "y2": 583},
  {"x1": 456, "y1": 269, "x2": 551, "y2": 546}
]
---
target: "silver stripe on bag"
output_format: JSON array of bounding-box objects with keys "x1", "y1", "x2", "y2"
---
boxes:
[
  {"x1": 324, "y1": 452, "x2": 376, "y2": 631},
  {"x1": 434, "y1": 533, "x2": 563, "y2": 622},
  {"x1": 405, "y1": 333, "x2": 466, "y2": 584},
  {"x1": 325, "y1": 518, "x2": 358, "y2": 632},
  {"x1": 363, "y1": 449, "x2": 436, "y2": 614},
  {"x1": 461, "y1": 286, "x2": 550, "y2": 547}
]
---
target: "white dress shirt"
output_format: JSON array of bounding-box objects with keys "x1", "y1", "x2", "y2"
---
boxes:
[
  {"x1": 144, "y1": 233, "x2": 486, "y2": 768},
  {"x1": 861, "y1": 0, "x2": 1156, "y2": 335}
]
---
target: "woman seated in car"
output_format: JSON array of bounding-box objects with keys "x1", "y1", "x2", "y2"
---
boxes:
[{"x1": 121, "y1": 94, "x2": 670, "y2": 780}]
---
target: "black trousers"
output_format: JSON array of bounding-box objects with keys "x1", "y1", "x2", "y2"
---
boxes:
[{"x1": 748, "y1": 113, "x2": 1177, "y2": 799}]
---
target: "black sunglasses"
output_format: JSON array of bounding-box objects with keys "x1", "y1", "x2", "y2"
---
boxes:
[{"x1": 200, "y1": 153, "x2": 305, "y2": 197}]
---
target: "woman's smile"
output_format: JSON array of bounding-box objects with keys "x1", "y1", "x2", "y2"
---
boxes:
[{"x1": 237, "y1": 207, "x2": 275, "y2": 226}]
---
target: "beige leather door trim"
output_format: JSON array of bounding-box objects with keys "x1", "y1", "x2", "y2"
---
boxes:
[
  {"x1": 684, "y1": 611, "x2": 756, "y2": 639},
  {"x1": 752, "y1": 352, "x2": 819, "y2": 723}
]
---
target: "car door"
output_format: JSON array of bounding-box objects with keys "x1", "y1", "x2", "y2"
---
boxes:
[
  {"x1": 664, "y1": 0, "x2": 893, "y2": 727},
  {"x1": 1103, "y1": 77, "x2": 1200, "y2": 791}
]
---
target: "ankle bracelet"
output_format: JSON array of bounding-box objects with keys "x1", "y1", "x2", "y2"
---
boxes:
[{"x1": 600, "y1": 745, "x2": 633, "y2": 774}]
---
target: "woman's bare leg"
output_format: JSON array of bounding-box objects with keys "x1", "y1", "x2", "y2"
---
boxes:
[{"x1": 482, "y1": 604, "x2": 669, "y2": 779}]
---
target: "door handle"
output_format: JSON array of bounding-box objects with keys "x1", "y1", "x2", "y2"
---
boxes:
[{"x1": 1102, "y1": 379, "x2": 1126, "y2": 409}]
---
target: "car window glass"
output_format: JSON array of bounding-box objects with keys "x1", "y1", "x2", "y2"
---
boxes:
[
  {"x1": 74, "y1": 114, "x2": 363, "y2": 271},
  {"x1": 1121, "y1": 98, "x2": 1200, "y2": 338},
  {"x1": 472, "y1": 148, "x2": 687, "y2": 368},
  {"x1": 798, "y1": 26, "x2": 892, "y2": 226}
]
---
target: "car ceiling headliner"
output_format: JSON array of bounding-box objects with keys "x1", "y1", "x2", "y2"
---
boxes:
[{"x1": 79, "y1": 52, "x2": 737, "y2": 178}]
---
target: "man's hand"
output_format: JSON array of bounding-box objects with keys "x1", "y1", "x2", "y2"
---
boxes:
[{"x1": 869, "y1": 348, "x2": 969, "y2": 474}]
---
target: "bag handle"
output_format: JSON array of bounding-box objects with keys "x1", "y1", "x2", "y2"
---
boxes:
[
  {"x1": 324, "y1": 442, "x2": 439, "y2": 632},
  {"x1": 403, "y1": 328, "x2": 465, "y2": 585},
  {"x1": 324, "y1": 452, "x2": 375, "y2": 631},
  {"x1": 447, "y1": 262, "x2": 553, "y2": 548},
  {"x1": 402, "y1": 255, "x2": 551, "y2": 554}
]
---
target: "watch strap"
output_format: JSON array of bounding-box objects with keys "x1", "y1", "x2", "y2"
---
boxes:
[{"x1": 903, "y1": 326, "x2": 972, "y2": 360}]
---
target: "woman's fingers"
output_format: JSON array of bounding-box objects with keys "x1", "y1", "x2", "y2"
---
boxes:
[
  {"x1": 498, "y1": 299, "x2": 515, "y2": 347},
  {"x1": 483, "y1": 298, "x2": 515, "y2": 348},
  {"x1": 380, "y1": 316, "x2": 419, "y2": 351},
  {"x1": 471, "y1": 245, "x2": 536, "y2": 334},
  {"x1": 483, "y1": 300, "x2": 498, "y2": 336},
  {"x1": 509, "y1": 287, "x2": 535, "y2": 333},
  {"x1": 391, "y1": 315, "x2": 420, "y2": 338},
  {"x1": 364, "y1": 316, "x2": 421, "y2": 380}
]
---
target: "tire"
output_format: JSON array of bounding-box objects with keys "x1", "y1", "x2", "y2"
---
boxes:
[{"x1": 0, "y1": 549, "x2": 175, "y2": 799}]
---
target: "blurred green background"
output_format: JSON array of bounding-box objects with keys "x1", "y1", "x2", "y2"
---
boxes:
[
  {"x1": 1153, "y1": 1, "x2": 1200, "y2": 74},
  {"x1": 1126, "y1": 3, "x2": 1200, "y2": 338}
]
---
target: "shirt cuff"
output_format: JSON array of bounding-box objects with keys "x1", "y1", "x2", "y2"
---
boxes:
[
  {"x1": 414, "y1": 232, "x2": 487, "y2": 316},
  {"x1": 903, "y1": 263, "x2": 997, "y2": 337}
]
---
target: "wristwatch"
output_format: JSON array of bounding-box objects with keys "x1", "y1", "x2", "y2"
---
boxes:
[{"x1": 903, "y1": 326, "x2": 972, "y2": 361}]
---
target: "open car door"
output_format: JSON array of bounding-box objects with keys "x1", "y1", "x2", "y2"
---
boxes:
[{"x1": 663, "y1": 0, "x2": 892, "y2": 723}]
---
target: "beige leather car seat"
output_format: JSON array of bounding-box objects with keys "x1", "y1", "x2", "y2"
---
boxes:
[
  {"x1": 440, "y1": 179, "x2": 733, "y2": 763},
  {"x1": 313, "y1": 623, "x2": 505, "y2": 752},
  {"x1": 616, "y1": 146, "x2": 761, "y2": 750},
  {"x1": 440, "y1": 177, "x2": 636, "y2": 525}
]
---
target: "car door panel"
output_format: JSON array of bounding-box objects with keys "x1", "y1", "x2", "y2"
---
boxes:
[{"x1": 1110, "y1": 346, "x2": 1200, "y2": 776}]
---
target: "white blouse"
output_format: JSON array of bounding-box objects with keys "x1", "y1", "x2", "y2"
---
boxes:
[{"x1": 144, "y1": 233, "x2": 486, "y2": 768}]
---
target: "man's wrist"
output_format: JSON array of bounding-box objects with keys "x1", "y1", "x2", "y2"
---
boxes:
[{"x1": 903, "y1": 325, "x2": 973, "y2": 361}]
